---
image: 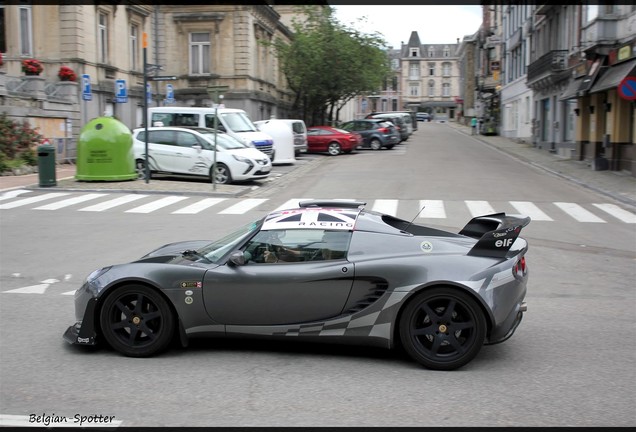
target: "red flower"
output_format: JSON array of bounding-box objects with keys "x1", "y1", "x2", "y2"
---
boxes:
[
  {"x1": 21, "y1": 58, "x2": 43, "y2": 75},
  {"x1": 58, "y1": 66, "x2": 77, "y2": 82}
]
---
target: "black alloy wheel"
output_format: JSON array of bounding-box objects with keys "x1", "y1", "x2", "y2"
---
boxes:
[
  {"x1": 99, "y1": 284, "x2": 175, "y2": 357},
  {"x1": 399, "y1": 287, "x2": 486, "y2": 370}
]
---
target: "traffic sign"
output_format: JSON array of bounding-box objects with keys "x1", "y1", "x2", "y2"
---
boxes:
[
  {"x1": 81, "y1": 74, "x2": 92, "y2": 101},
  {"x1": 617, "y1": 76, "x2": 636, "y2": 101},
  {"x1": 165, "y1": 84, "x2": 175, "y2": 104},
  {"x1": 115, "y1": 79, "x2": 128, "y2": 103},
  {"x1": 150, "y1": 76, "x2": 176, "y2": 81}
]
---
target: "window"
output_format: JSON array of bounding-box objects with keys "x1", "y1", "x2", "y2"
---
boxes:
[
  {"x1": 391, "y1": 58, "x2": 399, "y2": 69},
  {"x1": 243, "y1": 229, "x2": 351, "y2": 263},
  {"x1": 190, "y1": 32, "x2": 210, "y2": 74},
  {"x1": 428, "y1": 81, "x2": 435, "y2": 97},
  {"x1": 409, "y1": 63, "x2": 419, "y2": 79},
  {"x1": 409, "y1": 83, "x2": 419, "y2": 96},
  {"x1": 410, "y1": 48, "x2": 419, "y2": 57},
  {"x1": 442, "y1": 83, "x2": 450, "y2": 96},
  {"x1": 429, "y1": 63, "x2": 435, "y2": 76},
  {"x1": 428, "y1": 47, "x2": 434, "y2": 57},
  {"x1": 0, "y1": 6, "x2": 6, "y2": 53},
  {"x1": 443, "y1": 46, "x2": 450, "y2": 57},
  {"x1": 442, "y1": 62, "x2": 451, "y2": 76},
  {"x1": 130, "y1": 24, "x2": 139, "y2": 71},
  {"x1": 19, "y1": 4, "x2": 33, "y2": 56},
  {"x1": 98, "y1": 13, "x2": 108, "y2": 63}
]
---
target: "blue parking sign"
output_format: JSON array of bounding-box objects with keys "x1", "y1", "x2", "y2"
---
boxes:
[
  {"x1": 165, "y1": 84, "x2": 175, "y2": 104},
  {"x1": 115, "y1": 79, "x2": 127, "y2": 103},
  {"x1": 81, "y1": 74, "x2": 92, "y2": 101}
]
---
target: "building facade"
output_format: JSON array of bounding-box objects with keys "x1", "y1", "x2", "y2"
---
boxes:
[{"x1": 0, "y1": 3, "x2": 297, "y2": 160}]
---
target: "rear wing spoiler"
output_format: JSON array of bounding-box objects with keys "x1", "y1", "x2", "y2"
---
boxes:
[{"x1": 459, "y1": 213, "x2": 531, "y2": 258}]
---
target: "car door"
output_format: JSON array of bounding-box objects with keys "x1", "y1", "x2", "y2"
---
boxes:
[
  {"x1": 307, "y1": 128, "x2": 327, "y2": 152},
  {"x1": 202, "y1": 229, "x2": 354, "y2": 325},
  {"x1": 173, "y1": 130, "x2": 211, "y2": 175},
  {"x1": 147, "y1": 129, "x2": 180, "y2": 172}
]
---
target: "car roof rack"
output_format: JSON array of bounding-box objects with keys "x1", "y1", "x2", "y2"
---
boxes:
[{"x1": 298, "y1": 200, "x2": 367, "y2": 209}]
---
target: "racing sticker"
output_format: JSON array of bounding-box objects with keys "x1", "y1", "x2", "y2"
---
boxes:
[
  {"x1": 420, "y1": 241, "x2": 433, "y2": 253},
  {"x1": 180, "y1": 281, "x2": 201, "y2": 288}
]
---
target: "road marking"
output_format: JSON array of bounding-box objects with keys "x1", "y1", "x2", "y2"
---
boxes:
[
  {"x1": 554, "y1": 202, "x2": 606, "y2": 223},
  {"x1": 79, "y1": 194, "x2": 149, "y2": 211},
  {"x1": 0, "y1": 192, "x2": 71, "y2": 209},
  {"x1": 372, "y1": 199, "x2": 398, "y2": 216},
  {"x1": 172, "y1": 197, "x2": 227, "y2": 214},
  {"x1": 33, "y1": 193, "x2": 108, "y2": 210},
  {"x1": 418, "y1": 200, "x2": 446, "y2": 218},
  {"x1": 62, "y1": 290, "x2": 75, "y2": 295},
  {"x1": 509, "y1": 201, "x2": 553, "y2": 221},
  {"x1": 125, "y1": 196, "x2": 189, "y2": 213},
  {"x1": 0, "y1": 189, "x2": 31, "y2": 201},
  {"x1": 2, "y1": 284, "x2": 49, "y2": 294},
  {"x1": 276, "y1": 198, "x2": 311, "y2": 211},
  {"x1": 0, "y1": 414, "x2": 123, "y2": 428},
  {"x1": 465, "y1": 200, "x2": 496, "y2": 217},
  {"x1": 218, "y1": 198, "x2": 268, "y2": 214},
  {"x1": 592, "y1": 203, "x2": 636, "y2": 223}
]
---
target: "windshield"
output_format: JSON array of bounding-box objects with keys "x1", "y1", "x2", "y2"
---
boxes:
[
  {"x1": 198, "y1": 131, "x2": 247, "y2": 150},
  {"x1": 197, "y1": 219, "x2": 262, "y2": 263},
  {"x1": 221, "y1": 112, "x2": 258, "y2": 133}
]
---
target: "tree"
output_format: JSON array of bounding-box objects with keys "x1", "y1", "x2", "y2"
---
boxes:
[{"x1": 270, "y1": 6, "x2": 391, "y2": 125}]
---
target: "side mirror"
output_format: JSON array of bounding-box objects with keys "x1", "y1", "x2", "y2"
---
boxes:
[
  {"x1": 192, "y1": 144, "x2": 202, "y2": 152},
  {"x1": 228, "y1": 250, "x2": 247, "y2": 266}
]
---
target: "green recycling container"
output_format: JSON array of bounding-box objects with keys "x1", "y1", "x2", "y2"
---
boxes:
[
  {"x1": 75, "y1": 116, "x2": 137, "y2": 181},
  {"x1": 37, "y1": 143, "x2": 57, "y2": 187}
]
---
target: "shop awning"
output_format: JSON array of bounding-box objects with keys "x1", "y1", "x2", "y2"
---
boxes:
[
  {"x1": 590, "y1": 58, "x2": 636, "y2": 93},
  {"x1": 560, "y1": 76, "x2": 584, "y2": 100}
]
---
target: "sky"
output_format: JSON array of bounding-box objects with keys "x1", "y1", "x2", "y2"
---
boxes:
[{"x1": 331, "y1": 5, "x2": 483, "y2": 48}]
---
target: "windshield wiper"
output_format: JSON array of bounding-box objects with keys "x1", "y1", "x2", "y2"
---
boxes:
[{"x1": 182, "y1": 249, "x2": 212, "y2": 263}]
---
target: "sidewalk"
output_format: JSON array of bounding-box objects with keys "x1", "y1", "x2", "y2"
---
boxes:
[
  {"x1": 2, "y1": 126, "x2": 635, "y2": 209},
  {"x1": 446, "y1": 122, "x2": 636, "y2": 210}
]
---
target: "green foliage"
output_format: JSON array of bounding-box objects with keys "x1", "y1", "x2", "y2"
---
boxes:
[
  {"x1": 268, "y1": 6, "x2": 391, "y2": 125},
  {"x1": 0, "y1": 152, "x2": 7, "y2": 173},
  {"x1": 0, "y1": 112, "x2": 43, "y2": 164}
]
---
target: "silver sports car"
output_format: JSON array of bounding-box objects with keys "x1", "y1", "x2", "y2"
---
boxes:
[{"x1": 64, "y1": 200, "x2": 530, "y2": 370}]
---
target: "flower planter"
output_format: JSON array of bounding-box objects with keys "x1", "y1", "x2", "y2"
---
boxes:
[
  {"x1": 21, "y1": 75, "x2": 47, "y2": 99},
  {"x1": 56, "y1": 81, "x2": 79, "y2": 100},
  {"x1": 0, "y1": 71, "x2": 7, "y2": 96}
]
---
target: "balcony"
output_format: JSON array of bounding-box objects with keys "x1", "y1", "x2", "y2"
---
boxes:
[{"x1": 526, "y1": 50, "x2": 570, "y2": 89}]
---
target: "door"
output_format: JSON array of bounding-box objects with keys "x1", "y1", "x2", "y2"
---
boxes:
[
  {"x1": 173, "y1": 130, "x2": 211, "y2": 175},
  {"x1": 147, "y1": 129, "x2": 180, "y2": 173},
  {"x1": 202, "y1": 228, "x2": 354, "y2": 325}
]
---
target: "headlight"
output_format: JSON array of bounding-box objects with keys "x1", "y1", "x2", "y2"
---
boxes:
[
  {"x1": 86, "y1": 266, "x2": 111, "y2": 283},
  {"x1": 232, "y1": 155, "x2": 250, "y2": 163}
]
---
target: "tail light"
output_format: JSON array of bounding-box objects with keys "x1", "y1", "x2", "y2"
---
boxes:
[
  {"x1": 513, "y1": 256, "x2": 527, "y2": 277},
  {"x1": 378, "y1": 127, "x2": 389, "y2": 133}
]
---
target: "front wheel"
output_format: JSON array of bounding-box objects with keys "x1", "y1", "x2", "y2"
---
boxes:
[
  {"x1": 370, "y1": 138, "x2": 382, "y2": 150},
  {"x1": 211, "y1": 163, "x2": 232, "y2": 184},
  {"x1": 99, "y1": 284, "x2": 175, "y2": 357},
  {"x1": 135, "y1": 159, "x2": 149, "y2": 179},
  {"x1": 327, "y1": 142, "x2": 341, "y2": 156},
  {"x1": 399, "y1": 287, "x2": 486, "y2": 370}
]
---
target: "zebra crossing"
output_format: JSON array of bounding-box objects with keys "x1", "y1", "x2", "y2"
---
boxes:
[{"x1": 1, "y1": 189, "x2": 635, "y2": 223}]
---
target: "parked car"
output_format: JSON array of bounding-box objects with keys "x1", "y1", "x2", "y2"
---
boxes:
[
  {"x1": 63, "y1": 199, "x2": 531, "y2": 371},
  {"x1": 365, "y1": 112, "x2": 412, "y2": 142},
  {"x1": 132, "y1": 126, "x2": 272, "y2": 184},
  {"x1": 305, "y1": 126, "x2": 362, "y2": 156},
  {"x1": 339, "y1": 119, "x2": 399, "y2": 150},
  {"x1": 255, "y1": 119, "x2": 308, "y2": 158},
  {"x1": 416, "y1": 112, "x2": 432, "y2": 122}
]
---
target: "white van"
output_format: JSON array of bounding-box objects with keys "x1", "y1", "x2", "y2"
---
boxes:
[{"x1": 148, "y1": 107, "x2": 274, "y2": 159}]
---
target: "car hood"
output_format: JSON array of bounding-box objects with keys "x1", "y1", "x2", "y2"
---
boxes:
[{"x1": 137, "y1": 240, "x2": 212, "y2": 261}]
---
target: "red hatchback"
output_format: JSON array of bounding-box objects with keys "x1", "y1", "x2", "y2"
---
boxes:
[{"x1": 306, "y1": 126, "x2": 362, "y2": 156}]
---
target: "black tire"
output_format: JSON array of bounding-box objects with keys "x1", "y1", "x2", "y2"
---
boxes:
[
  {"x1": 399, "y1": 287, "x2": 486, "y2": 370},
  {"x1": 386, "y1": 144, "x2": 395, "y2": 150},
  {"x1": 327, "y1": 142, "x2": 341, "y2": 156},
  {"x1": 211, "y1": 163, "x2": 232, "y2": 184},
  {"x1": 99, "y1": 284, "x2": 175, "y2": 357},
  {"x1": 135, "y1": 159, "x2": 150, "y2": 179},
  {"x1": 370, "y1": 138, "x2": 382, "y2": 150}
]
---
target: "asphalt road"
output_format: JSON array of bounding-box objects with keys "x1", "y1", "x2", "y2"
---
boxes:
[{"x1": 0, "y1": 122, "x2": 634, "y2": 427}]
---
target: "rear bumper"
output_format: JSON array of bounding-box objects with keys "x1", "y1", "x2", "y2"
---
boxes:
[{"x1": 486, "y1": 301, "x2": 526, "y2": 345}]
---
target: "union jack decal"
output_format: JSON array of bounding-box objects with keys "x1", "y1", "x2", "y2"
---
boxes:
[{"x1": 262, "y1": 208, "x2": 360, "y2": 231}]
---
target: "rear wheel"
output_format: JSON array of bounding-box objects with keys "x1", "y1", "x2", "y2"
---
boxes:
[
  {"x1": 327, "y1": 142, "x2": 341, "y2": 156},
  {"x1": 99, "y1": 284, "x2": 175, "y2": 357},
  {"x1": 399, "y1": 287, "x2": 486, "y2": 370},
  {"x1": 386, "y1": 144, "x2": 395, "y2": 150},
  {"x1": 370, "y1": 138, "x2": 382, "y2": 150},
  {"x1": 211, "y1": 163, "x2": 232, "y2": 184}
]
